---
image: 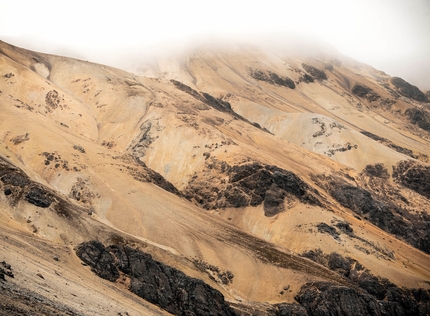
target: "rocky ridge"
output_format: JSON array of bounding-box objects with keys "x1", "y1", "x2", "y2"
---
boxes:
[
  {"x1": 76, "y1": 240, "x2": 237, "y2": 316},
  {"x1": 185, "y1": 160, "x2": 322, "y2": 216}
]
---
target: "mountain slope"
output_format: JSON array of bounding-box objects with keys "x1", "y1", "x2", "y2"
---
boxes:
[{"x1": 1, "y1": 40, "x2": 430, "y2": 315}]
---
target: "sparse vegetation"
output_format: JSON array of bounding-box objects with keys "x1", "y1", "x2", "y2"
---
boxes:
[
  {"x1": 193, "y1": 259, "x2": 234, "y2": 285},
  {"x1": 73, "y1": 145, "x2": 86, "y2": 154},
  {"x1": 10, "y1": 133, "x2": 30, "y2": 145}
]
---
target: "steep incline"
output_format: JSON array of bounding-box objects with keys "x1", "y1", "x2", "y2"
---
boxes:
[{"x1": 1, "y1": 40, "x2": 430, "y2": 315}]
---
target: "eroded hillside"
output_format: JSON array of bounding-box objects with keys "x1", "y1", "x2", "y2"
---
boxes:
[{"x1": 1, "y1": 40, "x2": 430, "y2": 315}]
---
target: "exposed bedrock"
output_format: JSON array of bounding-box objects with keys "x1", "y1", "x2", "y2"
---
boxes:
[
  {"x1": 313, "y1": 174, "x2": 430, "y2": 254},
  {"x1": 1, "y1": 161, "x2": 52, "y2": 208},
  {"x1": 391, "y1": 77, "x2": 429, "y2": 102},
  {"x1": 185, "y1": 161, "x2": 322, "y2": 217},
  {"x1": 352, "y1": 84, "x2": 381, "y2": 102},
  {"x1": 393, "y1": 160, "x2": 430, "y2": 199},
  {"x1": 76, "y1": 241, "x2": 237, "y2": 316},
  {"x1": 301, "y1": 64, "x2": 327, "y2": 81}
]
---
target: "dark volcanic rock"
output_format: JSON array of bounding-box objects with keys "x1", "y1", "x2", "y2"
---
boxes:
[
  {"x1": 404, "y1": 108, "x2": 430, "y2": 132},
  {"x1": 276, "y1": 282, "x2": 430, "y2": 316},
  {"x1": 363, "y1": 163, "x2": 390, "y2": 179},
  {"x1": 352, "y1": 84, "x2": 372, "y2": 97},
  {"x1": 302, "y1": 64, "x2": 327, "y2": 81},
  {"x1": 334, "y1": 221, "x2": 354, "y2": 235},
  {"x1": 185, "y1": 161, "x2": 321, "y2": 217},
  {"x1": 299, "y1": 249, "x2": 430, "y2": 313},
  {"x1": 275, "y1": 303, "x2": 309, "y2": 316},
  {"x1": 296, "y1": 282, "x2": 381, "y2": 316},
  {"x1": 318, "y1": 175, "x2": 430, "y2": 254},
  {"x1": 393, "y1": 160, "x2": 430, "y2": 199},
  {"x1": 352, "y1": 84, "x2": 380, "y2": 102},
  {"x1": 76, "y1": 241, "x2": 237, "y2": 316},
  {"x1": 327, "y1": 253, "x2": 351, "y2": 275},
  {"x1": 248, "y1": 68, "x2": 295, "y2": 89},
  {"x1": 25, "y1": 187, "x2": 51, "y2": 208},
  {"x1": 268, "y1": 71, "x2": 296, "y2": 89},
  {"x1": 75, "y1": 241, "x2": 119, "y2": 282},
  {"x1": 0, "y1": 162, "x2": 52, "y2": 208},
  {"x1": 316, "y1": 223, "x2": 340, "y2": 240},
  {"x1": 391, "y1": 77, "x2": 429, "y2": 102},
  {"x1": 1, "y1": 172, "x2": 30, "y2": 187},
  {"x1": 0, "y1": 261, "x2": 14, "y2": 281},
  {"x1": 299, "y1": 73, "x2": 314, "y2": 83},
  {"x1": 296, "y1": 280, "x2": 430, "y2": 316},
  {"x1": 264, "y1": 184, "x2": 287, "y2": 217}
]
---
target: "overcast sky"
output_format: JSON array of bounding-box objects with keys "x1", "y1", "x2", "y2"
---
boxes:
[{"x1": 1, "y1": 0, "x2": 429, "y2": 90}]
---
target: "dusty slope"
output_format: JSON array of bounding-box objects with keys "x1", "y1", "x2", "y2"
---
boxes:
[{"x1": 1, "y1": 40, "x2": 430, "y2": 314}]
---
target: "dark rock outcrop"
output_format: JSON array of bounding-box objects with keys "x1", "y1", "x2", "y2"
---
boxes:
[
  {"x1": 393, "y1": 160, "x2": 430, "y2": 199},
  {"x1": 274, "y1": 303, "x2": 309, "y2": 316},
  {"x1": 299, "y1": 73, "x2": 314, "y2": 83},
  {"x1": 75, "y1": 241, "x2": 119, "y2": 282},
  {"x1": 360, "y1": 131, "x2": 417, "y2": 158},
  {"x1": 363, "y1": 163, "x2": 390, "y2": 179},
  {"x1": 352, "y1": 84, "x2": 380, "y2": 102},
  {"x1": 316, "y1": 223, "x2": 340, "y2": 240},
  {"x1": 1, "y1": 161, "x2": 52, "y2": 208},
  {"x1": 302, "y1": 64, "x2": 327, "y2": 81},
  {"x1": 185, "y1": 161, "x2": 322, "y2": 217},
  {"x1": 295, "y1": 281, "x2": 430, "y2": 316},
  {"x1": 296, "y1": 282, "x2": 381, "y2": 316},
  {"x1": 171, "y1": 79, "x2": 271, "y2": 133},
  {"x1": 391, "y1": 77, "x2": 429, "y2": 102},
  {"x1": 299, "y1": 250, "x2": 430, "y2": 314},
  {"x1": 25, "y1": 187, "x2": 52, "y2": 208},
  {"x1": 76, "y1": 241, "x2": 237, "y2": 316},
  {"x1": 404, "y1": 108, "x2": 430, "y2": 132},
  {"x1": 313, "y1": 174, "x2": 430, "y2": 254},
  {"x1": 0, "y1": 261, "x2": 14, "y2": 281},
  {"x1": 122, "y1": 154, "x2": 182, "y2": 197},
  {"x1": 248, "y1": 68, "x2": 295, "y2": 89}
]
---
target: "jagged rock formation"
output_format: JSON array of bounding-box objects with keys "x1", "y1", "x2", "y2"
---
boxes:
[
  {"x1": 76, "y1": 241, "x2": 237, "y2": 316},
  {"x1": 404, "y1": 107, "x2": 430, "y2": 132},
  {"x1": 363, "y1": 163, "x2": 390, "y2": 179},
  {"x1": 393, "y1": 160, "x2": 430, "y2": 199},
  {"x1": 273, "y1": 303, "x2": 308, "y2": 316},
  {"x1": 391, "y1": 77, "x2": 429, "y2": 102},
  {"x1": 1, "y1": 159, "x2": 52, "y2": 208},
  {"x1": 352, "y1": 84, "x2": 381, "y2": 102},
  {"x1": 248, "y1": 68, "x2": 295, "y2": 89},
  {"x1": 293, "y1": 251, "x2": 430, "y2": 316},
  {"x1": 313, "y1": 174, "x2": 430, "y2": 254},
  {"x1": 0, "y1": 261, "x2": 14, "y2": 281},
  {"x1": 301, "y1": 64, "x2": 327, "y2": 81},
  {"x1": 185, "y1": 161, "x2": 321, "y2": 216}
]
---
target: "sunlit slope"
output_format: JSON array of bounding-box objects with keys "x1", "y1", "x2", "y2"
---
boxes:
[
  {"x1": 1, "y1": 40, "x2": 430, "y2": 314},
  {"x1": 138, "y1": 44, "x2": 430, "y2": 171}
]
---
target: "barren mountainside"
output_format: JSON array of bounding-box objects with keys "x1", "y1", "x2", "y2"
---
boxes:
[{"x1": 0, "y1": 39, "x2": 430, "y2": 315}]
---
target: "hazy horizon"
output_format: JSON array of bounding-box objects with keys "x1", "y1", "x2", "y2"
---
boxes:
[{"x1": 1, "y1": 0, "x2": 429, "y2": 90}]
